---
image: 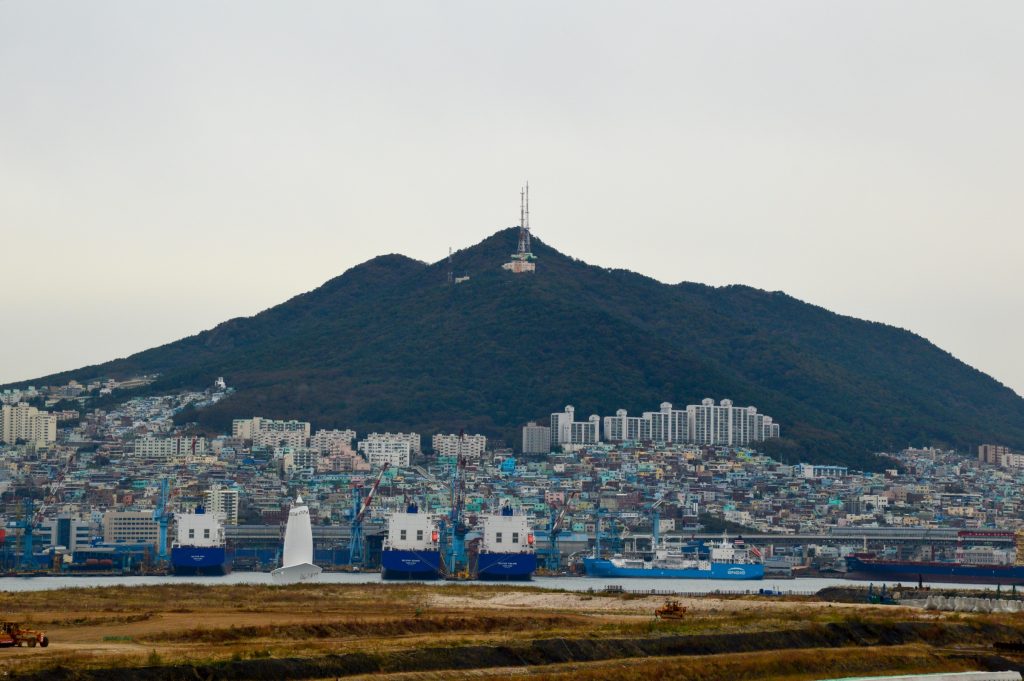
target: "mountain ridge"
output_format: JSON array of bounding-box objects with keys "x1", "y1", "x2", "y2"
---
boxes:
[{"x1": 8, "y1": 227, "x2": 1024, "y2": 469}]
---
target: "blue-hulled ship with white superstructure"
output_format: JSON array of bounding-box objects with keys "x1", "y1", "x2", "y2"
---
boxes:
[
  {"x1": 170, "y1": 507, "x2": 233, "y2": 575},
  {"x1": 475, "y1": 503, "x2": 536, "y2": 580},
  {"x1": 584, "y1": 534, "x2": 764, "y2": 580},
  {"x1": 381, "y1": 502, "x2": 442, "y2": 580}
]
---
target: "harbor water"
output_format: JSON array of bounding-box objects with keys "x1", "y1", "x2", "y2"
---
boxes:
[{"x1": 0, "y1": 573, "x2": 1013, "y2": 594}]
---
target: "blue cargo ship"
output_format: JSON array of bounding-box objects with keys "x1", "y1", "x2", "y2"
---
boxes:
[
  {"x1": 844, "y1": 555, "x2": 1024, "y2": 585},
  {"x1": 381, "y1": 503, "x2": 442, "y2": 580},
  {"x1": 584, "y1": 535, "x2": 764, "y2": 580},
  {"x1": 170, "y1": 507, "x2": 233, "y2": 576},
  {"x1": 475, "y1": 505, "x2": 536, "y2": 581}
]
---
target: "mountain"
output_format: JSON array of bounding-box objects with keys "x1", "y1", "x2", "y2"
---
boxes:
[{"x1": 13, "y1": 228, "x2": 1024, "y2": 469}]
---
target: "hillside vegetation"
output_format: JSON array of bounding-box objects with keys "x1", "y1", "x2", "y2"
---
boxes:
[{"x1": 13, "y1": 228, "x2": 1024, "y2": 469}]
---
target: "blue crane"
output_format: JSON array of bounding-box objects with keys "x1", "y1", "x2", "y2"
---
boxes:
[
  {"x1": 646, "y1": 496, "x2": 667, "y2": 553},
  {"x1": 152, "y1": 478, "x2": 172, "y2": 563},
  {"x1": 593, "y1": 508, "x2": 624, "y2": 559},
  {"x1": 349, "y1": 463, "x2": 390, "y2": 567},
  {"x1": 15, "y1": 498, "x2": 39, "y2": 570},
  {"x1": 442, "y1": 438, "x2": 469, "y2": 577}
]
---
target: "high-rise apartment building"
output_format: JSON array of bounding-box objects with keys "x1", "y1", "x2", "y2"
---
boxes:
[
  {"x1": 232, "y1": 417, "x2": 311, "y2": 448},
  {"x1": 432, "y1": 433, "x2": 487, "y2": 459},
  {"x1": 603, "y1": 398, "x2": 779, "y2": 447},
  {"x1": 549, "y1": 406, "x2": 600, "y2": 447},
  {"x1": 309, "y1": 429, "x2": 356, "y2": 454},
  {"x1": 359, "y1": 432, "x2": 421, "y2": 455},
  {"x1": 358, "y1": 438, "x2": 412, "y2": 468},
  {"x1": 0, "y1": 403, "x2": 57, "y2": 446},
  {"x1": 282, "y1": 448, "x2": 319, "y2": 476},
  {"x1": 979, "y1": 444, "x2": 1011, "y2": 465},
  {"x1": 133, "y1": 436, "x2": 208, "y2": 458},
  {"x1": 522, "y1": 422, "x2": 552, "y2": 454},
  {"x1": 204, "y1": 485, "x2": 240, "y2": 525}
]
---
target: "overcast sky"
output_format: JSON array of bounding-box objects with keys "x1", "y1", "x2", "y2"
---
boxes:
[{"x1": 2, "y1": 1, "x2": 1022, "y2": 396}]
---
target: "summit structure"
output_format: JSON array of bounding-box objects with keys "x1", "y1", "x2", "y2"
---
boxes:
[{"x1": 503, "y1": 183, "x2": 536, "y2": 273}]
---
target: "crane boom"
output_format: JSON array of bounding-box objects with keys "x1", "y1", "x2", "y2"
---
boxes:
[{"x1": 355, "y1": 463, "x2": 389, "y2": 523}]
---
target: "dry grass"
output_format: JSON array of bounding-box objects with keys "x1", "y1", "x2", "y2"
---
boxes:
[{"x1": 0, "y1": 583, "x2": 1020, "y2": 679}]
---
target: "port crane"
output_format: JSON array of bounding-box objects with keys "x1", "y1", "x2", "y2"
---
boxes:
[
  {"x1": 13, "y1": 449, "x2": 79, "y2": 570},
  {"x1": 441, "y1": 435, "x2": 469, "y2": 577},
  {"x1": 593, "y1": 508, "x2": 624, "y2": 559},
  {"x1": 544, "y1": 491, "x2": 578, "y2": 571},
  {"x1": 349, "y1": 463, "x2": 390, "y2": 567},
  {"x1": 647, "y1": 496, "x2": 667, "y2": 553},
  {"x1": 152, "y1": 478, "x2": 172, "y2": 563}
]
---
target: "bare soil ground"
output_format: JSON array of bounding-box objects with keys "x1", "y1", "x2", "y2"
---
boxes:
[{"x1": 0, "y1": 583, "x2": 1021, "y2": 680}]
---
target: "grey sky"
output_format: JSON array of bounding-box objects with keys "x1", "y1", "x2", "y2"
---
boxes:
[{"x1": 2, "y1": 1, "x2": 1022, "y2": 396}]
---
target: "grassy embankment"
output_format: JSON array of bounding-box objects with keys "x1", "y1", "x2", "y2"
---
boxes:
[{"x1": 1, "y1": 583, "x2": 1023, "y2": 680}]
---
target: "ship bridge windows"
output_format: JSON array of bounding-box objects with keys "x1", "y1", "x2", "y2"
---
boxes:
[
  {"x1": 204, "y1": 529, "x2": 210, "y2": 539},
  {"x1": 512, "y1": 532, "x2": 520, "y2": 544},
  {"x1": 496, "y1": 532, "x2": 503, "y2": 543},
  {"x1": 416, "y1": 530, "x2": 423, "y2": 541},
  {"x1": 400, "y1": 529, "x2": 407, "y2": 540},
  {"x1": 188, "y1": 529, "x2": 195, "y2": 539}
]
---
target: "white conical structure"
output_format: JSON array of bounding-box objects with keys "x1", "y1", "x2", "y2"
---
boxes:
[{"x1": 271, "y1": 495, "x2": 322, "y2": 584}]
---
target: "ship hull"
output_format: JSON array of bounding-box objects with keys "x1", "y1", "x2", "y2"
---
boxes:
[
  {"x1": 381, "y1": 549, "x2": 442, "y2": 580},
  {"x1": 170, "y1": 546, "x2": 233, "y2": 576},
  {"x1": 270, "y1": 562, "x2": 322, "y2": 584},
  {"x1": 584, "y1": 558, "x2": 764, "y2": 580},
  {"x1": 476, "y1": 552, "x2": 537, "y2": 581},
  {"x1": 844, "y1": 557, "x2": 1024, "y2": 585}
]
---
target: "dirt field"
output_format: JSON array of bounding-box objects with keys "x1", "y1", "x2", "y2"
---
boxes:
[{"x1": 0, "y1": 583, "x2": 1022, "y2": 680}]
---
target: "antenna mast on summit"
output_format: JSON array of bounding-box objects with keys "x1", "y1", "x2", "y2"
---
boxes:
[
  {"x1": 518, "y1": 182, "x2": 531, "y2": 256},
  {"x1": 503, "y1": 182, "x2": 536, "y2": 273}
]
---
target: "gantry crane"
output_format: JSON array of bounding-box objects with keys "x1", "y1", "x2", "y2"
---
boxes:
[
  {"x1": 152, "y1": 478, "x2": 172, "y2": 563},
  {"x1": 349, "y1": 463, "x2": 390, "y2": 567},
  {"x1": 545, "y1": 491, "x2": 578, "y2": 571}
]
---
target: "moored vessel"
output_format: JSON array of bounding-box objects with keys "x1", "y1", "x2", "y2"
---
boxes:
[
  {"x1": 381, "y1": 502, "x2": 442, "y2": 580},
  {"x1": 475, "y1": 504, "x2": 536, "y2": 581},
  {"x1": 170, "y1": 507, "x2": 233, "y2": 576},
  {"x1": 584, "y1": 534, "x2": 764, "y2": 580},
  {"x1": 844, "y1": 554, "x2": 1024, "y2": 585}
]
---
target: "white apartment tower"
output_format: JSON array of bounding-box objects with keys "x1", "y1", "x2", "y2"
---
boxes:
[
  {"x1": 432, "y1": 433, "x2": 487, "y2": 460},
  {"x1": 0, "y1": 403, "x2": 57, "y2": 446},
  {"x1": 603, "y1": 398, "x2": 779, "y2": 447},
  {"x1": 232, "y1": 417, "x2": 311, "y2": 448},
  {"x1": 549, "y1": 406, "x2": 600, "y2": 447},
  {"x1": 358, "y1": 439, "x2": 412, "y2": 468},
  {"x1": 204, "y1": 485, "x2": 240, "y2": 525}
]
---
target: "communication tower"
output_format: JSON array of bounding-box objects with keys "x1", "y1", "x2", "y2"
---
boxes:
[{"x1": 503, "y1": 182, "x2": 536, "y2": 273}]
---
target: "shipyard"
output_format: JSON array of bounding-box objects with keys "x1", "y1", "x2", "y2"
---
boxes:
[{"x1": 3, "y1": 2, "x2": 1024, "y2": 677}]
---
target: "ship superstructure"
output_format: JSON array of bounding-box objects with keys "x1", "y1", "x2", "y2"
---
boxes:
[
  {"x1": 381, "y1": 503, "x2": 442, "y2": 580},
  {"x1": 584, "y1": 534, "x2": 764, "y2": 580},
  {"x1": 475, "y1": 504, "x2": 536, "y2": 580},
  {"x1": 170, "y1": 507, "x2": 233, "y2": 576}
]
